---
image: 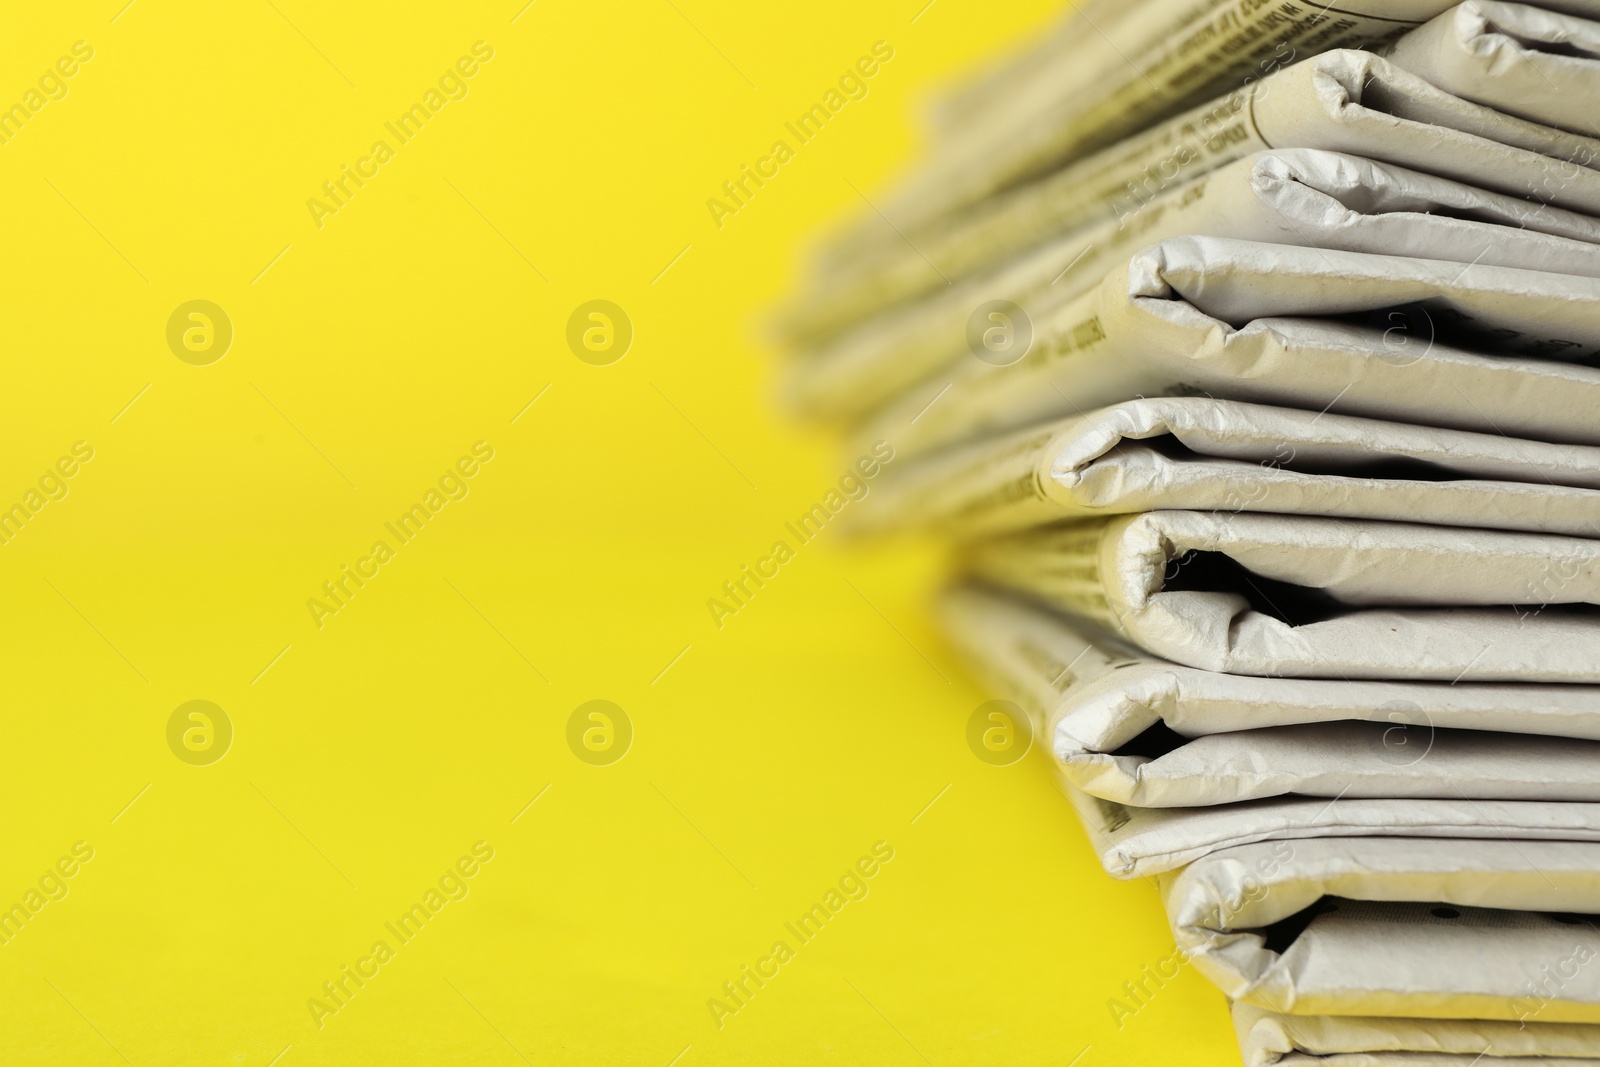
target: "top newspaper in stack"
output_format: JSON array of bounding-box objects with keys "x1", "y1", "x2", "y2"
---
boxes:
[
  {"x1": 814, "y1": 0, "x2": 1482, "y2": 280},
  {"x1": 779, "y1": 0, "x2": 1600, "y2": 349},
  {"x1": 787, "y1": 147, "x2": 1600, "y2": 427}
]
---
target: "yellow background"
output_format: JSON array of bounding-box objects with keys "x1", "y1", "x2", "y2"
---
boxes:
[{"x1": 0, "y1": 1, "x2": 1238, "y2": 1063}]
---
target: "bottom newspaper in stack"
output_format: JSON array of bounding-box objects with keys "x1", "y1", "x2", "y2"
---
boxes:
[
  {"x1": 1235, "y1": 1003, "x2": 1600, "y2": 1065},
  {"x1": 940, "y1": 583, "x2": 1600, "y2": 1059}
]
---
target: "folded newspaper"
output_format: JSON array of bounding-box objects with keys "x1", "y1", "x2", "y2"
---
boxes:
[
  {"x1": 848, "y1": 396, "x2": 1600, "y2": 539},
  {"x1": 1065, "y1": 778, "x2": 1600, "y2": 877},
  {"x1": 1161, "y1": 836, "x2": 1600, "y2": 1022},
  {"x1": 864, "y1": 237, "x2": 1600, "y2": 461},
  {"x1": 785, "y1": 45, "x2": 1600, "y2": 343},
  {"x1": 785, "y1": 148, "x2": 1600, "y2": 423},
  {"x1": 1384, "y1": 0, "x2": 1600, "y2": 135},
  {"x1": 855, "y1": 0, "x2": 1600, "y2": 246},
  {"x1": 1233, "y1": 1002, "x2": 1600, "y2": 1066},
  {"x1": 876, "y1": 0, "x2": 1469, "y2": 233},
  {"x1": 940, "y1": 585, "x2": 1600, "y2": 807},
  {"x1": 966, "y1": 510, "x2": 1600, "y2": 681},
  {"x1": 1081, "y1": 719, "x2": 1600, "y2": 808}
]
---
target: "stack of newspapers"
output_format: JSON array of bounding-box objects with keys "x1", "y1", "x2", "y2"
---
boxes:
[{"x1": 778, "y1": 2, "x2": 1600, "y2": 1063}]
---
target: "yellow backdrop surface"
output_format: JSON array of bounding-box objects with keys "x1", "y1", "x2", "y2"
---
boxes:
[{"x1": 0, "y1": 1, "x2": 1238, "y2": 1063}]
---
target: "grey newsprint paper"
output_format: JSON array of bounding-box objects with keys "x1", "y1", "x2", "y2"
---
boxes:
[
  {"x1": 785, "y1": 47, "x2": 1600, "y2": 344},
  {"x1": 938, "y1": 585, "x2": 1600, "y2": 807},
  {"x1": 1232, "y1": 1001, "x2": 1600, "y2": 1066},
  {"x1": 968, "y1": 510, "x2": 1600, "y2": 682},
  {"x1": 851, "y1": 397, "x2": 1600, "y2": 540},
  {"x1": 861, "y1": 238, "x2": 1600, "y2": 463},
  {"x1": 786, "y1": 149, "x2": 1600, "y2": 424},
  {"x1": 1065, "y1": 778, "x2": 1600, "y2": 878},
  {"x1": 1161, "y1": 837, "x2": 1600, "y2": 1023}
]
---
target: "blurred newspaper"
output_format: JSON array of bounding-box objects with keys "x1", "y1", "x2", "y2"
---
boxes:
[
  {"x1": 828, "y1": 1, "x2": 1481, "y2": 268},
  {"x1": 783, "y1": 44, "x2": 1600, "y2": 345},
  {"x1": 848, "y1": 397, "x2": 1600, "y2": 539},
  {"x1": 861, "y1": 238, "x2": 1600, "y2": 461},
  {"x1": 785, "y1": 149, "x2": 1600, "y2": 423}
]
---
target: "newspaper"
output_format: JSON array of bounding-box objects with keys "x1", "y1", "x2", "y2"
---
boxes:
[
  {"x1": 782, "y1": 48, "x2": 1600, "y2": 345},
  {"x1": 845, "y1": 396, "x2": 1600, "y2": 540},
  {"x1": 939, "y1": 584, "x2": 1600, "y2": 744},
  {"x1": 784, "y1": 149, "x2": 1600, "y2": 423},
  {"x1": 967, "y1": 510, "x2": 1600, "y2": 682},
  {"x1": 1083, "y1": 719, "x2": 1600, "y2": 808},
  {"x1": 821, "y1": 0, "x2": 1468, "y2": 277},
  {"x1": 863, "y1": 237, "x2": 1600, "y2": 463},
  {"x1": 1233, "y1": 1003, "x2": 1600, "y2": 1066},
  {"x1": 1162, "y1": 837, "x2": 1600, "y2": 1022},
  {"x1": 939, "y1": 585, "x2": 1600, "y2": 807},
  {"x1": 1385, "y1": 0, "x2": 1600, "y2": 136},
  {"x1": 1066, "y1": 780, "x2": 1600, "y2": 877}
]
